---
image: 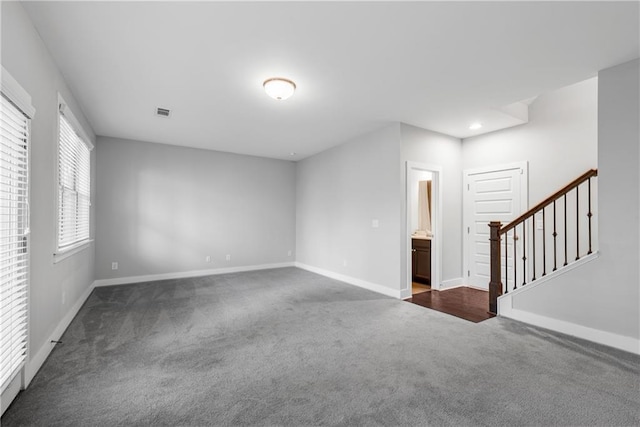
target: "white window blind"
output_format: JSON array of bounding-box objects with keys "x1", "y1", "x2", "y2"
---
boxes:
[
  {"x1": 0, "y1": 94, "x2": 29, "y2": 392},
  {"x1": 57, "y1": 110, "x2": 90, "y2": 250}
]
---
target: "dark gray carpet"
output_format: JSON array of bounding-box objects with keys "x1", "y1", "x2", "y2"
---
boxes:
[{"x1": 3, "y1": 267, "x2": 639, "y2": 426}]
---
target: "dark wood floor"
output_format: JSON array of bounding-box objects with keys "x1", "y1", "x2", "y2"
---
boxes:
[{"x1": 408, "y1": 287, "x2": 495, "y2": 323}]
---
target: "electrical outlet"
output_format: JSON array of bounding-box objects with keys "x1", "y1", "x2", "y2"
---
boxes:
[
  {"x1": 226, "y1": 254, "x2": 231, "y2": 261},
  {"x1": 343, "y1": 260, "x2": 348, "y2": 267},
  {"x1": 205, "y1": 255, "x2": 211, "y2": 262},
  {"x1": 372, "y1": 219, "x2": 379, "y2": 228},
  {"x1": 111, "y1": 262, "x2": 118, "y2": 270},
  {"x1": 287, "y1": 250, "x2": 292, "y2": 257}
]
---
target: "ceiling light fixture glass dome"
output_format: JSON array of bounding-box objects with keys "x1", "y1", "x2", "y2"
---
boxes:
[{"x1": 263, "y1": 77, "x2": 296, "y2": 100}]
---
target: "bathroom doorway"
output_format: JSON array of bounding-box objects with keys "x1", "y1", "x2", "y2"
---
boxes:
[{"x1": 404, "y1": 162, "x2": 442, "y2": 299}]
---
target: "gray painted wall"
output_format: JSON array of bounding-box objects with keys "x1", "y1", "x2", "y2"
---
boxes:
[
  {"x1": 461, "y1": 78, "x2": 599, "y2": 295},
  {"x1": 296, "y1": 124, "x2": 402, "y2": 291},
  {"x1": 1, "y1": 1, "x2": 96, "y2": 369},
  {"x1": 462, "y1": 77, "x2": 598, "y2": 204},
  {"x1": 400, "y1": 124, "x2": 463, "y2": 287},
  {"x1": 511, "y1": 59, "x2": 639, "y2": 340},
  {"x1": 95, "y1": 137, "x2": 296, "y2": 280},
  {"x1": 5, "y1": 0, "x2": 634, "y2": 379}
]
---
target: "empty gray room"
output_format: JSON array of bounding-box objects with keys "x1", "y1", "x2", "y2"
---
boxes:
[{"x1": 1, "y1": 1, "x2": 638, "y2": 426}]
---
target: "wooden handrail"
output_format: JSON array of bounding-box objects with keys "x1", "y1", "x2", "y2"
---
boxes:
[
  {"x1": 489, "y1": 168, "x2": 598, "y2": 314},
  {"x1": 500, "y1": 169, "x2": 598, "y2": 235}
]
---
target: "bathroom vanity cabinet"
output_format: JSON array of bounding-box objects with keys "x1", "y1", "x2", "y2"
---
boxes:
[{"x1": 412, "y1": 238, "x2": 431, "y2": 285}]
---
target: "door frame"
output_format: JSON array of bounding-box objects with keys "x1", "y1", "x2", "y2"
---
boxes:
[
  {"x1": 462, "y1": 161, "x2": 528, "y2": 289},
  {"x1": 404, "y1": 162, "x2": 442, "y2": 299}
]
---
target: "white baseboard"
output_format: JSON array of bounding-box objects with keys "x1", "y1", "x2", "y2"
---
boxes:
[
  {"x1": 438, "y1": 282, "x2": 487, "y2": 292},
  {"x1": 94, "y1": 262, "x2": 295, "y2": 287},
  {"x1": 466, "y1": 284, "x2": 488, "y2": 291},
  {"x1": 295, "y1": 262, "x2": 402, "y2": 299},
  {"x1": 25, "y1": 280, "x2": 96, "y2": 387},
  {"x1": 440, "y1": 277, "x2": 464, "y2": 290},
  {"x1": 499, "y1": 306, "x2": 639, "y2": 355},
  {"x1": 1, "y1": 371, "x2": 21, "y2": 415},
  {"x1": 493, "y1": 253, "x2": 637, "y2": 353}
]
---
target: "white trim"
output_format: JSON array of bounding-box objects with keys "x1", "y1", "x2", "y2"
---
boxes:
[
  {"x1": 499, "y1": 308, "x2": 640, "y2": 355},
  {"x1": 440, "y1": 283, "x2": 488, "y2": 292},
  {"x1": 462, "y1": 161, "x2": 529, "y2": 289},
  {"x1": 1, "y1": 371, "x2": 22, "y2": 415},
  {"x1": 57, "y1": 93, "x2": 93, "y2": 150},
  {"x1": 53, "y1": 239, "x2": 94, "y2": 264},
  {"x1": 295, "y1": 262, "x2": 402, "y2": 299},
  {"x1": 1, "y1": 66, "x2": 35, "y2": 118},
  {"x1": 466, "y1": 284, "x2": 489, "y2": 291},
  {"x1": 405, "y1": 162, "x2": 443, "y2": 298},
  {"x1": 495, "y1": 253, "x2": 639, "y2": 354},
  {"x1": 0, "y1": 73, "x2": 32, "y2": 409},
  {"x1": 463, "y1": 161, "x2": 530, "y2": 177},
  {"x1": 440, "y1": 277, "x2": 464, "y2": 290},
  {"x1": 94, "y1": 262, "x2": 295, "y2": 287},
  {"x1": 25, "y1": 280, "x2": 96, "y2": 387},
  {"x1": 55, "y1": 95, "x2": 93, "y2": 256}
]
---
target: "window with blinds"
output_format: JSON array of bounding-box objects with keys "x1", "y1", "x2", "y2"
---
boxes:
[
  {"x1": 57, "y1": 109, "x2": 91, "y2": 250},
  {"x1": 0, "y1": 94, "x2": 30, "y2": 391}
]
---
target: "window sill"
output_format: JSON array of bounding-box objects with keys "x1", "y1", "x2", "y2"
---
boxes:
[{"x1": 53, "y1": 239, "x2": 94, "y2": 264}]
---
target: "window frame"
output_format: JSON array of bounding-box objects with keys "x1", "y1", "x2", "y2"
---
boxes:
[
  {"x1": 53, "y1": 94, "x2": 93, "y2": 263},
  {"x1": 0, "y1": 65, "x2": 34, "y2": 397}
]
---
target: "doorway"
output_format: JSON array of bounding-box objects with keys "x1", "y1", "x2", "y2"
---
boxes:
[
  {"x1": 463, "y1": 162, "x2": 528, "y2": 289},
  {"x1": 404, "y1": 162, "x2": 442, "y2": 299}
]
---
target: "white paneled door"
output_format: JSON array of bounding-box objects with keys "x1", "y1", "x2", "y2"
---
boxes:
[{"x1": 464, "y1": 163, "x2": 527, "y2": 289}]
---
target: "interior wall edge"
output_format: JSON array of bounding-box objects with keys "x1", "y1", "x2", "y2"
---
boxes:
[
  {"x1": 2, "y1": 0, "x2": 98, "y2": 390},
  {"x1": 295, "y1": 262, "x2": 402, "y2": 299},
  {"x1": 499, "y1": 308, "x2": 640, "y2": 356},
  {"x1": 25, "y1": 279, "x2": 96, "y2": 388}
]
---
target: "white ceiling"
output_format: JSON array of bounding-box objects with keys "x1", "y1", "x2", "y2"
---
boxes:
[{"x1": 23, "y1": 1, "x2": 639, "y2": 160}]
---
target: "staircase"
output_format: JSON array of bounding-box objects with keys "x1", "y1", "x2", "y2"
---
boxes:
[{"x1": 488, "y1": 169, "x2": 598, "y2": 314}]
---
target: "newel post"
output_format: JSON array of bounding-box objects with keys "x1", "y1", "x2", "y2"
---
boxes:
[{"x1": 489, "y1": 221, "x2": 502, "y2": 315}]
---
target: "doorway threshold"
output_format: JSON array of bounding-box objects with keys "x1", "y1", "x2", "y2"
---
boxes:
[{"x1": 408, "y1": 287, "x2": 495, "y2": 323}]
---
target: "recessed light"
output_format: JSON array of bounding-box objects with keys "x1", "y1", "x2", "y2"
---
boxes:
[
  {"x1": 289, "y1": 152, "x2": 296, "y2": 156},
  {"x1": 469, "y1": 122, "x2": 482, "y2": 130},
  {"x1": 264, "y1": 77, "x2": 296, "y2": 100}
]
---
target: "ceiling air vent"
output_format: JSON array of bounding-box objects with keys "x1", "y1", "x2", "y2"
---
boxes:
[{"x1": 155, "y1": 107, "x2": 171, "y2": 118}]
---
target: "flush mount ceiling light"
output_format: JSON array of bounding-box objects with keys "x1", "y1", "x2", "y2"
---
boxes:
[
  {"x1": 469, "y1": 122, "x2": 483, "y2": 130},
  {"x1": 263, "y1": 77, "x2": 296, "y2": 100}
]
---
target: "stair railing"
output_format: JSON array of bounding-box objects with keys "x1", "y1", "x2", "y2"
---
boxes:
[{"x1": 489, "y1": 169, "x2": 598, "y2": 314}]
